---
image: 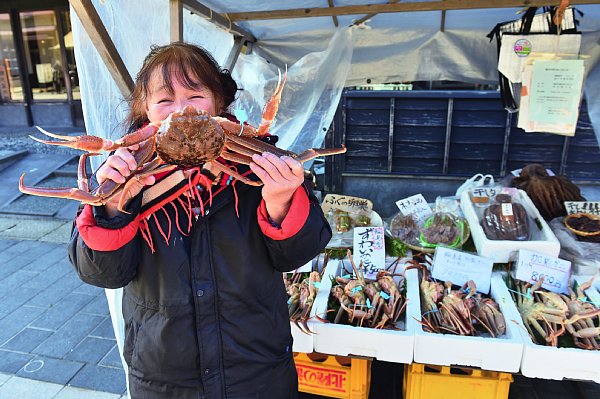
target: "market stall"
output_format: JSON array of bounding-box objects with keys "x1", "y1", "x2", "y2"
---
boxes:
[{"x1": 64, "y1": 1, "x2": 600, "y2": 398}]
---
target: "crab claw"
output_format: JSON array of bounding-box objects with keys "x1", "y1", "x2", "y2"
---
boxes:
[{"x1": 31, "y1": 126, "x2": 116, "y2": 152}]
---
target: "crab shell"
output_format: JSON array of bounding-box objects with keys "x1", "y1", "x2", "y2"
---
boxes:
[{"x1": 155, "y1": 107, "x2": 226, "y2": 167}]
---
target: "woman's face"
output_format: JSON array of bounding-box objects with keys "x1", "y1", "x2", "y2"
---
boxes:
[{"x1": 145, "y1": 69, "x2": 217, "y2": 123}]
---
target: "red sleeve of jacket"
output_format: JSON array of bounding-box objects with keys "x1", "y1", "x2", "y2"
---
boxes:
[
  {"x1": 76, "y1": 204, "x2": 140, "y2": 251},
  {"x1": 257, "y1": 186, "x2": 310, "y2": 240}
]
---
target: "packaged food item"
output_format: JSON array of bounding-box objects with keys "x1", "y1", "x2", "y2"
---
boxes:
[
  {"x1": 389, "y1": 213, "x2": 420, "y2": 245},
  {"x1": 481, "y1": 193, "x2": 530, "y2": 241},
  {"x1": 420, "y1": 212, "x2": 462, "y2": 247}
]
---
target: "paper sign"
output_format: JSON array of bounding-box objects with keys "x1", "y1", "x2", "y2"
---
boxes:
[
  {"x1": 564, "y1": 201, "x2": 600, "y2": 216},
  {"x1": 431, "y1": 247, "x2": 494, "y2": 294},
  {"x1": 395, "y1": 194, "x2": 432, "y2": 225},
  {"x1": 353, "y1": 227, "x2": 386, "y2": 280},
  {"x1": 470, "y1": 186, "x2": 500, "y2": 205},
  {"x1": 514, "y1": 249, "x2": 571, "y2": 294},
  {"x1": 529, "y1": 59, "x2": 584, "y2": 125},
  {"x1": 322, "y1": 194, "x2": 372, "y2": 214}
]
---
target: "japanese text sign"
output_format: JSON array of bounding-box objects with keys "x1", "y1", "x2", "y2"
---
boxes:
[
  {"x1": 322, "y1": 194, "x2": 372, "y2": 214},
  {"x1": 564, "y1": 201, "x2": 600, "y2": 216},
  {"x1": 515, "y1": 249, "x2": 571, "y2": 294},
  {"x1": 395, "y1": 194, "x2": 432, "y2": 225},
  {"x1": 432, "y1": 247, "x2": 494, "y2": 294},
  {"x1": 353, "y1": 227, "x2": 386, "y2": 280}
]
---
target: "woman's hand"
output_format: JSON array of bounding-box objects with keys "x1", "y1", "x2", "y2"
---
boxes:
[
  {"x1": 96, "y1": 144, "x2": 155, "y2": 218},
  {"x1": 250, "y1": 152, "x2": 304, "y2": 225}
]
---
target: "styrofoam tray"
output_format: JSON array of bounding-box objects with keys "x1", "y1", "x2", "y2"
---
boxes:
[
  {"x1": 460, "y1": 189, "x2": 560, "y2": 262},
  {"x1": 413, "y1": 273, "x2": 524, "y2": 372},
  {"x1": 503, "y1": 274, "x2": 600, "y2": 382},
  {"x1": 312, "y1": 256, "x2": 418, "y2": 363},
  {"x1": 287, "y1": 257, "x2": 337, "y2": 353}
]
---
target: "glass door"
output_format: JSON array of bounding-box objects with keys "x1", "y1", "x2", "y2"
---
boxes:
[
  {"x1": 0, "y1": 13, "x2": 23, "y2": 101},
  {"x1": 19, "y1": 10, "x2": 67, "y2": 101}
]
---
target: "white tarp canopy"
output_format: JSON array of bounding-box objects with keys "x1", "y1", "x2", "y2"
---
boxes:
[{"x1": 71, "y1": 1, "x2": 600, "y2": 157}]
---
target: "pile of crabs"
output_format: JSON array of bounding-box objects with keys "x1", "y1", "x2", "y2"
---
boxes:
[
  {"x1": 508, "y1": 275, "x2": 600, "y2": 350},
  {"x1": 285, "y1": 251, "x2": 409, "y2": 332},
  {"x1": 414, "y1": 257, "x2": 507, "y2": 338},
  {"x1": 323, "y1": 251, "x2": 408, "y2": 329}
]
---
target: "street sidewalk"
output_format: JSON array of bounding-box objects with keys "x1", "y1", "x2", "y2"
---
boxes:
[{"x1": 0, "y1": 214, "x2": 127, "y2": 399}]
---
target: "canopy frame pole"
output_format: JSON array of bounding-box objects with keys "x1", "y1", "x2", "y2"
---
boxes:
[
  {"x1": 170, "y1": 0, "x2": 184, "y2": 42},
  {"x1": 68, "y1": 0, "x2": 134, "y2": 97}
]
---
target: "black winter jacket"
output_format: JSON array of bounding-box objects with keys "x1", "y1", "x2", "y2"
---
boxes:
[{"x1": 68, "y1": 170, "x2": 332, "y2": 399}]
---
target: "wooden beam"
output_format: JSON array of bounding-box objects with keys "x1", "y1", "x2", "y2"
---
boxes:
[
  {"x1": 353, "y1": 0, "x2": 400, "y2": 27},
  {"x1": 227, "y1": 0, "x2": 600, "y2": 21},
  {"x1": 224, "y1": 36, "x2": 244, "y2": 72},
  {"x1": 182, "y1": 0, "x2": 256, "y2": 43},
  {"x1": 327, "y1": 0, "x2": 339, "y2": 27},
  {"x1": 68, "y1": 0, "x2": 134, "y2": 97},
  {"x1": 170, "y1": 0, "x2": 183, "y2": 43}
]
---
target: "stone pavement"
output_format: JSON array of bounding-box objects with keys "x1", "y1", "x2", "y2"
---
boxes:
[{"x1": 0, "y1": 214, "x2": 127, "y2": 399}]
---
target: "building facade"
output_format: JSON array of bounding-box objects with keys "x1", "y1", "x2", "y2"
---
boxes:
[{"x1": 0, "y1": 0, "x2": 82, "y2": 128}]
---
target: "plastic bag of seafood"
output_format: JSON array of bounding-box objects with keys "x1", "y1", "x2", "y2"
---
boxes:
[
  {"x1": 413, "y1": 264, "x2": 524, "y2": 372},
  {"x1": 460, "y1": 189, "x2": 560, "y2": 262},
  {"x1": 387, "y1": 211, "x2": 470, "y2": 254},
  {"x1": 284, "y1": 254, "x2": 336, "y2": 353},
  {"x1": 311, "y1": 252, "x2": 419, "y2": 363},
  {"x1": 503, "y1": 274, "x2": 600, "y2": 382}
]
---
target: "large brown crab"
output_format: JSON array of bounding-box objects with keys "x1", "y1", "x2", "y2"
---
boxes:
[{"x1": 18, "y1": 73, "x2": 346, "y2": 210}]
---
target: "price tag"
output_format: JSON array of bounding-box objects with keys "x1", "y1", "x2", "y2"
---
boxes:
[
  {"x1": 564, "y1": 201, "x2": 600, "y2": 216},
  {"x1": 515, "y1": 249, "x2": 571, "y2": 294},
  {"x1": 501, "y1": 203, "x2": 514, "y2": 217},
  {"x1": 322, "y1": 194, "x2": 373, "y2": 214},
  {"x1": 395, "y1": 194, "x2": 432, "y2": 225},
  {"x1": 353, "y1": 227, "x2": 386, "y2": 280},
  {"x1": 431, "y1": 247, "x2": 494, "y2": 294}
]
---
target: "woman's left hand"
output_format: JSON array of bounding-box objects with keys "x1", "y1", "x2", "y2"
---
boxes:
[{"x1": 250, "y1": 152, "x2": 304, "y2": 224}]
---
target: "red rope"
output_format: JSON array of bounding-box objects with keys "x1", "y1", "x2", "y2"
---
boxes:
[
  {"x1": 152, "y1": 212, "x2": 169, "y2": 245},
  {"x1": 139, "y1": 218, "x2": 155, "y2": 253},
  {"x1": 161, "y1": 206, "x2": 172, "y2": 242}
]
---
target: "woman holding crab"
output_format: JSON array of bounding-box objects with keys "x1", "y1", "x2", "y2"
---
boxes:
[{"x1": 67, "y1": 42, "x2": 332, "y2": 399}]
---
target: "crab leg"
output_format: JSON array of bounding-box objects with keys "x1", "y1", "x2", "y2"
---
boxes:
[
  {"x1": 257, "y1": 68, "x2": 287, "y2": 136},
  {"x1": 19, "y1": 138, "x2": 157, "y2": 205},
  {"x1": 207, "y1": 160, "x2": 262, "y2": 186},
  {"x1": 224, "y1": 133, "x2": 294, "y2": 158},
  {"x1": 295, "y1": 146, "x2": 347, "y2": 163},
  {"x1": 30, "y1": 124, "x2": 159, "y2": 152}
]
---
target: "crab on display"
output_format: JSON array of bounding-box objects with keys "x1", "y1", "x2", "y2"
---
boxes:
[{"x1": 18, "y1": 71, "x2": 346, "y2": 211}]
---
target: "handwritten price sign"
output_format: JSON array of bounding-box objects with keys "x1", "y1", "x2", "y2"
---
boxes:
[
  {"x1": 515, "y1": 249, "x2": 571, "y2": 294},
  {"x1": 353, "y1": 227, "x2": 386, "y2": 280},
  {"x1": 322, "y1": 194, "x2": 373, "y2": 214},
  {"x1": 431, "y1": 247, "x2": 494, "y2": 294},
  {"x1": 395, "y1": 194, "x2": 432, "y2": 225},
  {"x1": 564, "y1": 201, "x2": 600, "y2": 216}
]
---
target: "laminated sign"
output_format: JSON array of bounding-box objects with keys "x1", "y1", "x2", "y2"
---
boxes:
[
  {"x1": 353, "y1": 226, "x2": 385, "y2": 280},
  {"x1": 514, "y1": 249, "x2": 571, "y2": 294},
  {"x1": 518, "y1": 59, "x2": 585, "y2": 135}
]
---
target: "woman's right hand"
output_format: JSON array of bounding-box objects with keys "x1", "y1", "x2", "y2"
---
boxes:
[{"x1": 96, "y1": 144, "x2": 155, "y2": 218}]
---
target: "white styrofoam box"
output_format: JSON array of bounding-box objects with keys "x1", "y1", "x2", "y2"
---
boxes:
[
  {"x1": 460, "y1": 189, "x2": 560, "y2": 263},
  {"x1": 288, "y1": 258, "x2": 337, "y2": 353},
  {"x1": 413, "y1": 273, "x2": 524, "y2": 372},
  {"x1": 312, "y1": 257, "x2": 418, "y2": 363},
  {"x1": 501, "y1": 274, "x2": 600, "y2": 382}
]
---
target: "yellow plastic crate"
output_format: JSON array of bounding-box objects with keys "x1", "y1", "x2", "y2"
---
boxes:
[
  {"x1": 294, "y1": 352, "x2": 371, "y2": 399},
  {"x1": 404, "y1": 363, "x2": 513, "y2": 399}
]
